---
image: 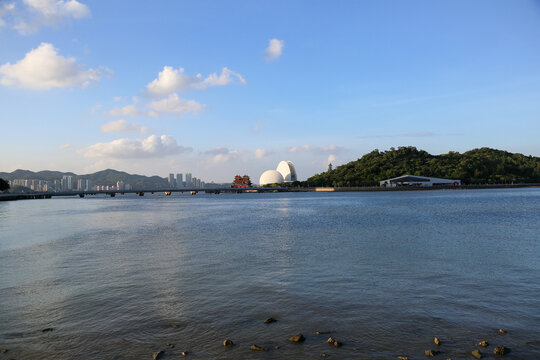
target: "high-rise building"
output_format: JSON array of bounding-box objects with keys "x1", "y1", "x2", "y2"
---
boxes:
[
  {"x1": 77, "y1": 179, "x2": 85, "y2": 191},
  {"x1": 62, "y1": 175, "x2": 73, "y2": 191},
  {"x1": 168, "y1": 173, "x2": 175, "y2": 187},
  {"x1": 117, "y1": 181, "x2": 125, "y2": 191},
  {"x1": 185, "y1": 173, "x2": 192, "y2": 187},
  {"x1": 176, "y1": 173, "x2": 183, "y2": 188},
  {"x1": 85, "y1": 179, "x2": 92, "y2": 191}
]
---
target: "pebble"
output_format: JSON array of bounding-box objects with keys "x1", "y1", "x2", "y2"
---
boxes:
[
  {"x1": 166, "y1": 343, "x2": 174, "y2": 348},
  {"x1": 434, "y1": 337, "x2": 441, "y2": 346},
  {"x1": 152, "y1": 350, "x2": 164, "y2": 360},
  {"x1": 0, "y1": 349, "x2": 8, "y2": 353},
  {"x1": 471, "y1": 349, "x2": 483, "y2": 359},
  {"x1": 287, "y1": 333, "x2": 305, "y2": 343},
  {"x1": 223, "y1": 339, "x2": 234, "y2": 346},
  {"x1": 251, "y1": 344, "x2": 268, "y2": 351},
  {"x1": 264, "y1": 317, "x2": 277, "y2": 324},
  {"x1": 499, "y1": 329, "x2": 507, "y2": 334},
  {"x1": 477, "y1": 340, "x2": 489, "y2": 347},
  {"x1": 321, "y1": 353, "x2": 328, "y2": 357},
  {"x1": 181, "y1": 351, "x2": 188, "y2": 356},
  {"x1": 494, "y1": 345, "x2": 506, "y2": 355},
  {"x1": 42, "y1": 327, "x2": 54, "y2": 332},
  {"x1": 424, "y1": 349, "x2": 440, "y2": 357},
  {"x1": 397, "y1": 356, "x2": 409, "y2": 360},
  {"x1": 316, "y1": 331, "x2": 331, "y2": 335}
]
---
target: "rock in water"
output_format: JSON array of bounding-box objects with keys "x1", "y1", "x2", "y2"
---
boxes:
[
  {"x1": 223, "y1": 339, "x2": 234, "y2": 346},
  {"x1": 316, "y1": 331, "x2": 331, "y2": 335},
  {"x1": 397, "y1": 356, "x2": 409, "y2": 360},
  {"x1": 251, "y1": 344, "x2": 268, "y2": 351},
  {"x1": 434, "y1": 337, "x2": 441, "y2": 346},
  {"x1": 498, "y1": 329, "x2": 507, "y2": 334},
  {"x1": 287, "y1": 333, "x2": 305, "y2": 343},
  {"x1": 477, "y1": 340, "x2": 489, "y2": 347},
  {"x1": 42, "y1": 327, "x2": 54, "y2": 332},
  {"x1": 264, "y1": 317, "x2": 277, "y2": 324},
  {"x1": 471, "y1": 349, "x2": 483, "y2": 359},
  {"x1": 181, "y1": 351, "x2": 188, "y2": 356},
  {"x1": 424, "y1": 349, "x2": 439, "y2": 357},
  {"x1": 494, "y1": 345, "x2": 506, "y2": 355},
  {"x1": 152, "y1": 350, "x2": 164, "y2": 360},
  {"x1": 166, "y1": 343, "x2": 174, "y2": 348},
  {"x1": 327, "y1": 337, "x2": 335, "y2": 344},
  {"x1": 0, "y1": 349, "x2": 8, "y2": 353},
  {"x1": 321, "y1": 353, "x2": 328, "y2": 357}
]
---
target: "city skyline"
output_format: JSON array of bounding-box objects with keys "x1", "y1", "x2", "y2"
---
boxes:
[{"x1": 1, "y1": 1, "x2": 540, "y2": 182}]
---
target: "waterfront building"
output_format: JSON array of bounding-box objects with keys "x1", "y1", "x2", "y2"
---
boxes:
[
  {"x1": 231, "y1": 175, "x2": 252, "y2": 188},
  {"x1": 85, "y1": 180, "x2": 92, "y2": 191},
  {"x1": 117, "y1": 181, "x2": 125, "y2": 191},
  {"x1": 62, "y1": 175, "x2": 73, "y2": 191},
  {"x1": 185, "y1": 173, "x2": 192, "y2": 187},
  {"x1": 379, "y1": 175, "x2": 461, "y2": 187},
  {"x1": 168, "y1": 173, "x2": 175, "y2": 187},
  {"x1": 77, "y1": 179, "x2": 85, "y2": 191},
  {"x1": 259, "y1": 160, "x2": 298, "y2": 185},
  {"x1": 176, "y1": 173, "x2": 183, "y2": 188}
]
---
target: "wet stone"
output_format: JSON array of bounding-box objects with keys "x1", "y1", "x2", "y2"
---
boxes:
[
  {"x1": 251, "y1": 344, "x2": 268, "y2": 351},
  {"x1": 316, "y1": 331, "x2": 331, "y2": 335},
  {"x1": 223, "y1": 339, "x2": 234, "y2": 346},
  {"x1": 434, "y1": 337, "x2": 441, "y2": 346},
  {"x1": 152, "y1": 350, "x2": 164, "y2": 360},
  {"x1": 181, "y1": 351, "x2": 188, "y2": 356},
  {"x1": 397, "y1": 357, "x2": 409, "y2": 360},
  {"x1": 287, "y1": 333, "x2": 305, "y2": 343},
  {"x1": 166, "y1": 343, "x2": 174, "y2": 348},
  {"x1": 42, "y1": 328, "x2": 54, "y2": 332},
  {"x1": 274, "y1": 345, "x2": 280, "y2": 350},
  {"x1": 321, "y1": 353, "x2": 328, "y2": 357},
  {"x1": 264, "y1": 317, "x2": 277, "y2": 324},
  {"x1": 0, "y1": 349, "x2": 8, "y2": 353},
  {"x1": 477, "y1": 341, "x2": 489, "y2": 347},
  {"x1": 494, "y1": 345, "x2": 506, "y2": 355},
  {"x1": 498, "y1": 329, "x2": 507, "y2": 335},
  {"x1": 471, "y1": 349, "x2": 483, "y2": 359},
  {"x1": 424, "y1": 349, "x2": 439, "y2": 357}
]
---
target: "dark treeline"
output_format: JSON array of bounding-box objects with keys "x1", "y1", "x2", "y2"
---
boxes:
[{"x1": 306, "y1": 147, "x2": 540, "y2": 187}]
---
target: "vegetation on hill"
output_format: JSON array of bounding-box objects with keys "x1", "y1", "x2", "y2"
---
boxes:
[
  {"x1": 306, "y1": 147, "x2": 540, "y2": 187},
  {"x1": 0, "y1": 178, "x2": 9, "y2": 191}
]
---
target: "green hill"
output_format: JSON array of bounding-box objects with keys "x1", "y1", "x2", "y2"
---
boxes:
[{"x1": 306, "y1": 147, "x2": 540, "y2": 187}]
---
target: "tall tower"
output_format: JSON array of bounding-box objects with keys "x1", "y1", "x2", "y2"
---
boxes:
[
  {"x1": 176, "y1": 173, "x2": 183, "y2": 188},
  {"x1": 168, "y1": 173, "x2": 175, "y2": 187},
  {"x1": 185, "y1": 173, "x2": 192, "y2": 187}
]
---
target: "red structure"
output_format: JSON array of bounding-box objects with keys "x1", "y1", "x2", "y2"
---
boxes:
[{"x1": 231, "y1": 175, "x2": 252, "y2": 188}]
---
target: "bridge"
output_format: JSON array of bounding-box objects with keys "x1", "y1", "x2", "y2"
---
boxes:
[{"x1": 0, "y1": 187, "x2": 290, "y2": 201}]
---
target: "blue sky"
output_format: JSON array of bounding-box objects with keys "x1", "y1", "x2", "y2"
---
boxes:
[{"x1": 1, "y1": 0, "x2": 539, "y2": 182}]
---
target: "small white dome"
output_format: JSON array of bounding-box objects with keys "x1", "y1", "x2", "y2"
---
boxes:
[
  {"x1": 259, "y1": 170, "x2": 284, "y2": 185},
  {"x1": 276, "y1": 160, "x2": 297, "y2": 182}
]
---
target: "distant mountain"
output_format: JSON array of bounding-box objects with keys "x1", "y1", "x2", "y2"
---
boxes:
[
  {"x1": 306, "y1": 147, "x2": 540, "y2": 186},
  {"x1": 0, "y1": 169, "x2": 169, "y2": 189}
]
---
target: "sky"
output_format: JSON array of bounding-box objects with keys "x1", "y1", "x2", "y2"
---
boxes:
[{"x1": 1, "y1": 0, "x2": 540, "y2": 183}]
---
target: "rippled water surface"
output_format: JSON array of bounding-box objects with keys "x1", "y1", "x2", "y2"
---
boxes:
[{"x1": 1, "y1": 189, "x2": 539, "y2": 359}]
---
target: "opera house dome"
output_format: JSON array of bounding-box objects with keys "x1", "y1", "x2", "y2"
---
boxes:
[
  {"x1": 276, "y1": 161, "x2": 297, "y2": 182},
  {"x1": 259, "y1": 170, "x2": 284, "y2": 185}
]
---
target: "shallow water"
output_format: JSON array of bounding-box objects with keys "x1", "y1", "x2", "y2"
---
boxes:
[{"x1": 1, "y1": 189, "x2": 539, "y2": 359}]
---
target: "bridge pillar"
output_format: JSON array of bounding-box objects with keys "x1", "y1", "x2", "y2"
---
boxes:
[
  {"x1": 165, "y1": 191, "x2": 171, "y2": 196},
  {"x1": 79, "y1": 194, "x2": 85, "y2": 198},
  {"x1": 190, "y1": 191, "x2": 197, "y2": 195},
  {"x1": 138, "y1": 192, "x2": 144, "y2": 196},
  {"x1": 109, "y1": 193, "x2": 116, "y2": 197}
]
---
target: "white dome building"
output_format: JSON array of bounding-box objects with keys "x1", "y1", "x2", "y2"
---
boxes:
[
  {"x1": 276, "y1": 161, "x2": 297, "y2": 182},
  {"x1": 259, "y1": 170, "x2": 284, "y2": 185}
]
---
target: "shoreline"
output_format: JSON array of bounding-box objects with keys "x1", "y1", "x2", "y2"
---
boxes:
[{"x1": 1, "y1": 183, "x2": 539, "y2": 201}]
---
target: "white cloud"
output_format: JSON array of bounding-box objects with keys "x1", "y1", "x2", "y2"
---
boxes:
[
  {"x1": 108, "y1": 104, "x2": 144, "y2": 117},
  {"x1": 203, "y1": 147, "x2": 241, "y2": 164},
  {"x1": 327, "y1": 154, "x2": 336, "y2": 164},
  {"x1": 112, "y1": 96, "x2": 123, "y2": 102},
  {"x1": 0, "y1": 42, "x2": 107, "y2": 89},
  {"x1": 101, "y1": 119, "x2": 149, "y2": 134},
  {"x1": 12, "y1": 0, "x2": 90, "y2": 34},
  {"x1": 148, "y1": 93, "x2": 204, "y2": 117},
  {"x1": 83, "y1": 134, "x2": 191, "y2": 159},
  {"x1": 289, "y1": 144, "x2": 310, "y2": 153},
  {"x1": 58, "y1": 142, "x2": 71, "y2": 149},
  {"x1": 265, "y1": 38, "x2": 284, "y2": 61},
  {"x1": 146, "y1": 66, "x2": 245, "y2": 96},
  {"x1": 0, "y1": 2, "x2": 15, "y2": 27},
  {"x1": 254, "y1": 148, "x2": 272, "y2": 158}
]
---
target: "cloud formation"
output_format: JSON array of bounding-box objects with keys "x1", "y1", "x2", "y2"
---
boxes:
[
  {"x1": 204, "y1": 147, "x2": 241, "y2": 164},
  {"x1": 83, "y1": 134, "x2": 191, "y2": 159},
  {"x1": 288, "y1": 144, "x2": 310, "y2": 153},
  {"x1": 254, "y1": 148, "x2": 272, "y2": 158},
  {"x1": 146, "y1": 66, "x2": 246, "y2": 97},
  {"x1": 100, "y1": 119, "x2": 149, "y2": 134},
  {"x1": 0, "y1": 42, "x2": 106, "y2": 89},
  {"x1": 0, "y1": 2, "x2": 15, "y2": 27},
  {"x1": 13, "y1": 0, "x2": 90, "y2": 34},
  {"x1": 265, "y1": 38, "x2": 284, "y2": 61},
  {"x1": 148, "y1": 93, "x2": 204, "y2": 117}
]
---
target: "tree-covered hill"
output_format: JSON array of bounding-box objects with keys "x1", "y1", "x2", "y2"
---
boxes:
[{"x1": 306, "y1": 147, "x2": 540, "y2": 187}]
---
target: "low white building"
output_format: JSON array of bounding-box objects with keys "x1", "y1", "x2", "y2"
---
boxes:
[{"x1": 380, "y1": 175, "x2": 461, "y2": 187}]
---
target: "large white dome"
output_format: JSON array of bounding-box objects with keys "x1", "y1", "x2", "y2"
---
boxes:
[
  {"x1": 259, "y1": 170, "x2": 284, "y2": 185},
  {"x1": 276, "y1": 161, "x2": 297, "y2": 182}
]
